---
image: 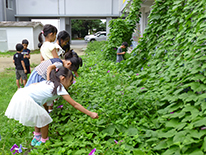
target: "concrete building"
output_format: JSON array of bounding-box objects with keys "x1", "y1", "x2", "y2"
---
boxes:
[
  {"x1": 0, "y1": 0, "x2": 16, "y2": 21},
  {"x1": 0, "y1": 0, "x2": 155, "y2": 51},
  {"x1": 0, "y1": 21, "x2": 43, "y2": 51}
]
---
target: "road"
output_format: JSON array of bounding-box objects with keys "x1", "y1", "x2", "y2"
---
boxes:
[{"x1": 0, "y1": 40, "x2": 87, "y2": 73}]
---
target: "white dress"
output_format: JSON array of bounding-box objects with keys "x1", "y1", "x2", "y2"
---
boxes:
[{"x1": 5, "y1": 81, "x2": 68, "y2": 128}]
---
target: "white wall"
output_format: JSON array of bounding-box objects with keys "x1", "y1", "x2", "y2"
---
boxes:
[
  {"x1": 7, "y1": 27, "x2": 33, "y2": 50},
  {"x1": 16, "y1": 0, "x2": 58, "y2": 15},
  {"x1": 16, "y1": 0, "x2": 120, "y2": 16},
  {"x1": 33, "y1": 25, "x2": 43, "y2": 50}
]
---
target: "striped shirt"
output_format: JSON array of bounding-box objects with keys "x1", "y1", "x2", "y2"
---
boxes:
[{"x1": 35, "y1": 58, "x2": 63, "y2": 79}]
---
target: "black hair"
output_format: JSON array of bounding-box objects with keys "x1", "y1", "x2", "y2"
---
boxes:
[
  {"x1": 122, "y1": 42, "x2": 128, "y2": 47},
  {"x1": 64, "y1": 50, "x2": 83, "y2": 69},
  {"x1": 38, "y1": 24, "x2": 58, "y2": 48},
  {"x1": 49, "y1": 67, "x2": 73, "y2": 95},
  {"x1": 22, "y1": 39, "x2": 29, "y2": 45},
  {"x1": 62, "y1": 42, "x2": 71, "y2": 53},
  {"x1": 16, "y1": 43, "x2": 24, "y2": 51},
  {"x1": 57, "y1": 31, "x2": 70, "y2": 48}
]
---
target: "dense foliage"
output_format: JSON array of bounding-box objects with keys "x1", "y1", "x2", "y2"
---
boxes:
[
  {"x1": 72, "y1": 20, "x2": 106, "y2": 39},
  {"x1": 103, "y1": 0, "x2": 142, "y2": 61}
]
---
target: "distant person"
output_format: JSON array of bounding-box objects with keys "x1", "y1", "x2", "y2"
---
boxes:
[
  {"x1": 13, "y1": 43, "x2": 27, "y2": 89},
  {"x1": 116, "y1": 42, "x2": 128, "y2": 63},
  {"x1": 54, "y1": 30, "x2": 70, "y2": 58},
  {"x1": 20, "y1": 39, "x2": 31, "y2": 85},
  {"x1": 5, "y1": 67, "x2": 98, "y2": 146},
  {"x1": 38, "y1": 24, "x2": 58, "y2": 61}
]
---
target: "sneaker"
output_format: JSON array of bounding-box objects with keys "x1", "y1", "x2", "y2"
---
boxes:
[
  {"x1": 35, "y1": 141, "x2": 43, "y2": 146},
  {"x1": 31, "y1": 138, "x2": 39, "y2": 146}
]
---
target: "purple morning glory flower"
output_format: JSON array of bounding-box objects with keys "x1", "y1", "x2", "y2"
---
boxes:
[
  {"x1": 136, "y1": 73, "x2": 139, "y2": 76},
  {"x1": 73, "y1": 81, "x2": 76, "y2": 84},
  {"x1": 107, "y1": 70, "x2": 110, "y2": 73},
  {"x1": 141, "y1": 87, "x2": 145, "y2": 90},
  {"x1": 141, "y1": 67, "x2": 143, "y2": 71},
  {"x1": 170, "y1": 112, "x2": 174, "y2": 114},
  {"x1": 148, "y1": 65, "x2": 150, "y2": 66},
  {"x1": 89, "y1": 67, "x2": 91, "y2": 69},
  {"x1": 57, "y1": 105, "x2": 63, "y2": 109},
  {"x1": 94, "y1": 64, "x2": 97, "y2": 66},
  {"x1": 114, "y1": 48, "x2": 117, "y2": 50},
  {"x1": 114, "y1": 140, "x2": 118, "y2": 144},
  {"x1": 201, "y1": 127, "x2": 206, "y2": 130},
  {"x1": 89, "y1": 148, "x2": 96, "y2": 155},
  {"x1": 101, "y1": 49, "x2": 103, "y2": 51},
  {"x1": 10, "y1": 144, "x2": 19, "y2": 154}
]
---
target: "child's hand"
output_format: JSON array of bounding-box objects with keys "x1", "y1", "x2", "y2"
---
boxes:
[
  {"x1": 24, "y1": 69, "x2": 27, "y2": 74},
  {"x1": 122, "y1": 52, "x2": 126, "y2": 54},
  {"x1": 90, "y1": 112, "x2": 99, "y2": 119}
]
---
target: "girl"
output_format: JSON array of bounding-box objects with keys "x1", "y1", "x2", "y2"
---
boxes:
[
  {"x1": 25, "y1": 55, "x2": 80, "y2": 87},
  {"x1": 38, "y1": 24, "x2": 58, "y2": 61},
  {"x1": 5, "y1": 67, "x2": 99, "y2": 146},
  {"x1": 55, "y1": 30, "x2": 70, "y2": 58},
  {"x1": 62, "y1": 42, "x2": 83, "y2": 77}
]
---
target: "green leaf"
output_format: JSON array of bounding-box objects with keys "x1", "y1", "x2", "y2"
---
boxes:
[
  {"x1": 102, "y1": 125, "x2": 115, "y2": 136},
  {"x1": 189, "y1": 149, "x2": 204, "y2": 155},
  {"x1": 125, "y1": 127, "x2": 138, "y2": 136},
  {"x1": 193, "y1": 117, "x2": 206, "y2": 127},
  {"x1": 133, "y1": 149, "x2": 145, "y2": 155}
]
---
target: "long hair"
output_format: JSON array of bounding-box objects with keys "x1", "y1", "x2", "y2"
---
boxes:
[
  {"x1": 49, "y1": 67, "x2": 73, "y2": 95},
  {"x1": 57, "y1": 31, "x2": 70, "y2": 48},
  {"x1": 38, "y1": 24, "x2": 58, "y2": 48}
]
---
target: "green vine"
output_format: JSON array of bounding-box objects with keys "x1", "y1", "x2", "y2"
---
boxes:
[{"x1": 103, "y1": 0, "x2": 142, "y2": 61}]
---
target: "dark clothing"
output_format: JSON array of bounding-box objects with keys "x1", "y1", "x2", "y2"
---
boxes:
[
  {"x1": 22, "y1": 48, "x2": 30, "y2": 66},
  {"x1": 116, "y1": 47, "x2": 124, "y2": 63},
  {"x1": 13, "y1": 53, "x2": 24, "y2": 70},
  {"x1": 22, "y1": 48, "x2": 31, "y2": 74}
]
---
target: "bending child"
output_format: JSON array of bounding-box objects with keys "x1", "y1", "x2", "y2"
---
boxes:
[
  {"x1": 5, "y1": 67, "x2": 98, "y2": 146},
  {"x1": 116, "y1": 42, "x2": 128, "y2": 63}
]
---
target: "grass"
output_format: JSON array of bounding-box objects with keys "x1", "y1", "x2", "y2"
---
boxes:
[
  {"x1": 0, "y1": 50, "x2": 40, "y2": 57},
  {"x1": 0, "y1": 69, "x2": 36, "y2": 154}
]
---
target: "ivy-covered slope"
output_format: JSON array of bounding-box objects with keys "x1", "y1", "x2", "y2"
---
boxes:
[{"x1": 123, "y1": 0, "x2": 206, "y2": 154}]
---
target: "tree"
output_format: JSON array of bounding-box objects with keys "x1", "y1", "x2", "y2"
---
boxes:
[{"x1": 71, "y1": 19, "x2": 106, "y2": 38}]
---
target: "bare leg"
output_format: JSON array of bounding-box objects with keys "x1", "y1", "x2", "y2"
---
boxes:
[
  {"x1": 20, "y1": 77, "x2": 23, "y2": 85},
  {"x1": 41, "y1": 124, "x2": 49, "y2": 139},
  {"x1": 16, "y1": 79, "x2": 20, "y2": 88},
  {"x1": 35, "y1": 126, "x2": 41, "y2": 133},
  {"x1": 23, "y1": 79, "x2": 27, "y2": 86}
]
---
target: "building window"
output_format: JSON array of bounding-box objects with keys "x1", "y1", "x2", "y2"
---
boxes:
[{"x1": 6, "y1": 0, "x2": 13, "y2": 10}]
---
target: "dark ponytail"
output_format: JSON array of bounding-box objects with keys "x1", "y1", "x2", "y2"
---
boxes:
[
  {"x1": 57, "y1": 31, "x2": 70, "y2": 48},
  {"x1": 49, "y1": 67, "x2": 73, "y2": 95},
  {"x1": 38, "y1": 24, "x2": 58, "y2": 48}
]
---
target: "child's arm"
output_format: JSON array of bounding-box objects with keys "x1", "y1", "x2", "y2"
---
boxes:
[
  {"x1": 41, "y1": 54, "x2": 44, "y2": 62},
  {"x1": 46, "y1": 64, "x2": 57, "y2": 80},
  {"x1": 25, "y1": 53, "x2": 30, "y2": 59},
  {"x1": 51, "y1": 48, "x2": 59, "y2": 58},
  {"x1": 73, "y1": 71, "x2": 79, "y2": 77},
  {"x1": 21, "y1": 60, "x2": 27, "y2": 73},
  {"x1": 117, "y1": 52, "x2": 126, "y2": 55},
  {"x1": 62, "y1": 94, "x2": 99, "y2": 119}
]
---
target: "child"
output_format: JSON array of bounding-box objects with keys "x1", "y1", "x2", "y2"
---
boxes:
[
  {"x1": 63, "y1": 42, "x2": 83, "y2": 77},
  {"x1": 55, "y1": 30, "x2": 70, "y2": 58},
  {"x1": 5, "y1": 67, "x2": 99, "y2": 146},
  {"x1": 38, "y1": 24, "x2": 58, "y2": 61},
  {"x1": 25, "y1": 55, "x2": 80, "y2": 87},
  {"x1": 116, "y1": 42, "x2": 128, "y2": 63},
  {"x1": 20, "y1": 39, "x2": 31, "y2": 85},
  {"x1": 13, "y1": 43, "x2": 27, "y2": 89}
]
